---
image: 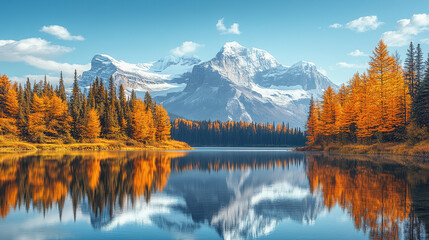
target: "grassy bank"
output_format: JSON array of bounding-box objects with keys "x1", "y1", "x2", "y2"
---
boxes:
[
  {"x1": 0, "y1": 135, "x2": 192, "y2": 152},
  {"x1": 296, "y1": 140, "x2": 429, "y2": 157}
]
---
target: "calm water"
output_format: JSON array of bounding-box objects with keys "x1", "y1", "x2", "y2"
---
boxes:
[{"x1": 0, "y1": 148, "x2": 428, "y2": 240}]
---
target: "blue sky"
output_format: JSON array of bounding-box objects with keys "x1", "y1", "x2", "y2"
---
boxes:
[{"x1": 1, "y1": 0, "x2": 429, "y2": 85}]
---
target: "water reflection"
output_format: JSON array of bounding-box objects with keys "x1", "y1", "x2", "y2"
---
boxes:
[{"x1": 0, "y1": 150, "x2": 428, "y2": 240}]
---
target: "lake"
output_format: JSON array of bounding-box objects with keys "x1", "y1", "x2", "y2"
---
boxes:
[{"x1": 0, "y1": 148, "x2": 428, "y2": 240}]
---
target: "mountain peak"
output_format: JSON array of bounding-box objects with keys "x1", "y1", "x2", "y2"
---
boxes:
[
  {"x1": 291, "y1": 60, "x2": 316, "y2": 68},
  {"x1": 92, "y1": 54, "x2": 115, "y2": 64},
  {"x1": 220, "y1": 41, "x2": 246, "y2": 56}
]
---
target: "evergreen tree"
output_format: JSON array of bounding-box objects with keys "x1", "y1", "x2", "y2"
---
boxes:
[
  {"x1": 416, "y1": 43, "x2": 424, "y2": 86},
  {"x1": 405, "y1": 42, "x2": 417, "y2": 98},
  {"x1": 57, "y1": 71, "x2": 67, "y2": 101},
  {"x1": 412, "y1": 58, "x2": 429, "y2": 128},
  {"x1": 108, "y1": 76, "x2": 117, "y2": 104},
  {"x1": 118, "y1": 84, "x2": 128, "y2": 132},
  {"x1": 144, "y1": 91, "x2": 154, "y2": 112},
  {"x1": 70, "y1": 70, "x2": 81, "y2": 120},
  {"x1": 103, "y1": 76, "x2": 119, "y2": 138},
  {"x1": 70, "y1": 70, "x2": 82, "y2": 139}
]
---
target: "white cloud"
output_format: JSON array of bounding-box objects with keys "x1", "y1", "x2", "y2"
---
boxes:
[
  {"x1": 346, "y1": 16, "x2": 383, "y2": 32},
  {"x1": 0, "y1": 37, "x2": 89, "y2": 83},
  {"x1": 41, "y1": 25, "x2": 84, "y2": 41},
  {"x1": 422, "y1": 38, "x2": 429, "y2": 44},
  {"x1": 336, "y1": 62, "x2": 366, "y2": 68},
  {"x1": 0, "y1": 38, "x2": 72, "y2": 62},
  {"x1": 348, "y1": 49, "x2": 367, "y2": 57},
  {"x1": 170, "y1": 41, "x2": 201, "y2": 57},
  {"x1": 22, "y1": 56, "x2": 90, "y2": 76},
  {"x1": 329, "y1": 23, "x2": 342, "y2": 29},
  {"x1": 382, "y1": 14, "x2": 429, "y2": 46},
  {"x1": 216, "y1": 18, "x2": 241, "y2": 35}
]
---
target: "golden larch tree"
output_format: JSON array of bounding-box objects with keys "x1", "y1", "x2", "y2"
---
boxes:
[
  {"x1": 154, "y1": 104, "x2": 171, "y2": 141},
  {"x1": 85, "y1": 109, "x2": 101, "y2": 139}
]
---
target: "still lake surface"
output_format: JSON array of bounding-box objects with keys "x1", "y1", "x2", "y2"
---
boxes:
[{"x1": 0, "y1": 147, "x2": 428, "y2": 240}]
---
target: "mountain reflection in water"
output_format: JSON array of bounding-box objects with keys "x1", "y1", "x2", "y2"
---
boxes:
[{"x1": 0, "y1": 149, "x2": 428, "y2": 240}]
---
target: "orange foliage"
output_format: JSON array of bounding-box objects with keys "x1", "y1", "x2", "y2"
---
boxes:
[
  {"x1": 307, "y1": 40, "x2": 411, "y2": 143},
  {"x1": 308, "y1": 157, "x2": 411, "y2": 238}
]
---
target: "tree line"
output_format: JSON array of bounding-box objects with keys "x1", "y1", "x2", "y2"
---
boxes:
[
  {"x1": 0, "y1": 72, "x2": 171, "y2": 143},
  {"x1": 306, "y1": 40, "x2": 429, "y2": 145},
  {"x1": 171, "y1": 118, "x2": 306, "y2": 146}
]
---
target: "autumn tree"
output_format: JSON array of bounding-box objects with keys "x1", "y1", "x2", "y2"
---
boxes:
[
  {"x1": 368, "y1": 40, "x2": 407, "y2": 137},
  {"x1": 154, "y1": 104, "x2": 171, "y2": 141},
  {"x1": 85, "y1": 109, "x2": 101, "y2": 139},
  {"x1": 319, "y1": 86, "x2": 338, "y2": 138},
  {"x1": 0, "y1": 75, "x2": 19, "y2": 134},
  {"x1": 306, "y1": 96, "x2": 319, "y2": 145},
  {"x1": 130, "y1": 99, "x2": 155, "y2": 142}
]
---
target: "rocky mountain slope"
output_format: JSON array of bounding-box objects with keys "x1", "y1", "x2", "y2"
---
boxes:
[{"x1": 79, "y1": 42, "x2": 336, "y2": 128}]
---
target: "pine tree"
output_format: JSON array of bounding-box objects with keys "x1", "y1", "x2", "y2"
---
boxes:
[
  {"x1": 103, "y1": 76, "x2": 119, "y2": 138},
  {"x1": 405, "y1": 42, "x2": 417, "y2": 98},
  {"x1": 70, "y1": 70, "x2": 82, "y2": 139},
  {"x1": 70, "y1": 70, "x2": 81, "y2": 120},
  {"x1": 58, "y1": 71, "x2": 67, "y2": 101},
  {"x1": 144, "y1": 91, "x2": 154, "y2": 112},
  {"x1": 416, "y1": 43, "x2": 424, "y2": 86},
  {"x1": 118, "y1": 84, "x2": 128, "y2": 132},
  {"x1": 413, "y1": 56, "x2": 429, "y2": 128}
]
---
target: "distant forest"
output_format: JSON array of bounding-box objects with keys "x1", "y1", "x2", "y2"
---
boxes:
[{"x1": 171, "y1": 118, "x2": 306, "y2": 146}]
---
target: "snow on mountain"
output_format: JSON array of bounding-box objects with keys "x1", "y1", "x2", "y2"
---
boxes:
[
  {"x1": 159, "y1": 42, "x2": 337, "y2": 128},
  {"x1": 80, "y1": 54, "x2": 200, "y2": 97},
  {"x1": 79, "y1": 42, "x2": 336, "y2": 128}
]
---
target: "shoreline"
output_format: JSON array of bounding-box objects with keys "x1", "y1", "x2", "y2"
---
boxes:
[
  {"x1": 295, "y1": 140, "x2": 429, "y2": 157},
  {"x1": 0, "y1": 137, "x2": 193, "y2": 152}
]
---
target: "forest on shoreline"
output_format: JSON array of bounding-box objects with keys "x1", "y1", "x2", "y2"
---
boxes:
[
  {"x1": 0, "y1": 72, "x2": 191, "y2": 151},
  {"x1": 304, "y1": 40, "x2": 429, "y2": 155},
  {"x1": 171, "y1": 118, "x2": 306, "y2": 146}
]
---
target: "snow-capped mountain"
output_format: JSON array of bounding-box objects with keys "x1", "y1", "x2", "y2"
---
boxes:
[
  {"x1": 79, "y1": 42, "x2": 336, "y2": 128},
  {"x1": 160, "y1": 42, "x2": 336, "y2": 128},
  {"x1": 80, "y1": 54, "x2": 200, "y2": 97}
]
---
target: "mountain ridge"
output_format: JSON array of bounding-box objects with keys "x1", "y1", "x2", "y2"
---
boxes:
[{"x1": 79, "y1": 42, "x2": 337, "y2": 128}]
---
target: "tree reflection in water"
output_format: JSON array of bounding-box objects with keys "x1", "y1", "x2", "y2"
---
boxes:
[{"x1": 0, "y1": 151, "x2": 428, "y2": 239}]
